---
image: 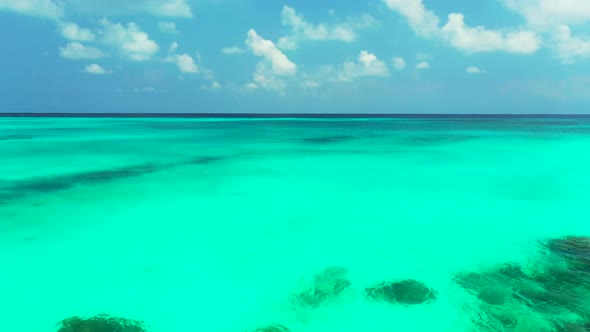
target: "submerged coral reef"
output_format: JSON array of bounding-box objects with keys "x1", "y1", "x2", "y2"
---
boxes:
[
  {"x1": 365, "y1": 279, "x2": 437, "y2": 305},
  {"x1": 455, "y1": 236, "x2": 590, "y2": 331},
  {"x1": 56, "y1": 314, "x2": 147, "y2": 332}
]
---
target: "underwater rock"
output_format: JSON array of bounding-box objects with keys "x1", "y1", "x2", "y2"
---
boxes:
[
  {"x1": 454, "y1": 272, "x2": 488, "y2": 292},
  {"x1": 477, "y1": 287, "x2": 509, "y2": 306},
  {"x1": 365, "y1": 279, "x2": 437, "y2": 305},
  {"x1": 294, "y1": 266, "x2": 351, "y2": 307},
  {"x1": 487, "y1": 308, "x2": 518, "y2": 329},
  {"x1": 247, "y1": 324, "x2": 291, "y2": 332},
  {"x1": 56, "y1": 314, "x2": 147, "y2": 332},
  {"x1": 554, "y1": 321, "x2": 590, "y2": 332},
  {"x1": 545, "y1": 236, "x2": 590, "y2": 271},
  {"x1": 497, "y1": 264, "x2": 529, "y2": 280},
  {"x1": 454, "y1": 264, "x2": 529, "y2": 294}
]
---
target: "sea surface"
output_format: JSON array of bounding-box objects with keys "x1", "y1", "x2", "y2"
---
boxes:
[{"x1": 1, "y1": 116, "x2": 590, "y2": 331}]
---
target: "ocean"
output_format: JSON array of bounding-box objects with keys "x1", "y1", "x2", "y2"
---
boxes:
[{"x1": 1, "y1": 115, "x2": 589, "y2": 331}]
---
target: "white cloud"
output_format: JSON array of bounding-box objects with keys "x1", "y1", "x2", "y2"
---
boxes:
[
  {"x1": 501, "y1": 1, "x2": 590, "y2": 63},
  {"x1": 244, "y1": 83, "x2": 258, "y2": 89},
  {"x1": 100, "y1": 19, "x2": 159, "y2": 61},
  {"x1": 159, "y1": 22, "x2": 179, "y2": 34},
  {"x1": 277, "y1": 6, "x2": 375, "y2": 50},
  {"x1": 59, "y1": 42, "x2": 106, "y2": 59},
  {"x1": 278, "y1": 6, "x2": 357, "y2": 50},
  {"x1": 553, "y1": 25, "x2": 590, "y2": 64},
  {"x1": 165, "y1": 42, "x2": 199, "y2": 73},
  {"x1": 382, "y1": 0, "x2": 541, "y2": 54},
  {"x1": 382, "y1": 0, "x2": 440, "y2": 37},
  {"x1": 277, "y1": 37, "x2": 299, "y2": 51},
  {"x1": 466, "y1": 66, "x2": 485, "y2": 74},
  {"x1": 84, "y1": 64, "x2": 109, "y2": 75},
  {"x1": 441, "y1": 13, "x2": 541, "y2": 54},
  {"x1": 245, "y1": 29, "x2": 297, "y2": 76},
  {"x1": 59, "y1": 21, "x2": 95, "y2": 41},
  {"x1": 416, "y1": 61, "x2": 430, "y2": 69},
  {"x1": 158, "y1": 0, "x2": 192, "y2": 17},
  {"x1": 221, "y1": 46, "x2": 245, "y2": 54},
  {"x1": 169, "y1": 42, "x2": 179, "y2": 54},
  {"x1": 251, "y1": 62, "x2": 287, "y2": 91},
  {"x1": 201, "y1": 81, "x2": 221, "y2": 90},
  {"x1": 503, "y1": 0, "x2": 590, "y2": 28},
  {"x1": 63, "y1": 0, "x2": 192, "y2": 18},
  {"x1": 336, "y1": 50, "x2": 390, "y2": 81},
  {"x1": 302, "y1": 80, "x2": 321, "y2": 88},
  {"x1": 392, "y1": 57, "x2": 406, "y2": 70},
  {"x1": 175, "y1": 54, "x2": 199, "y2": 73},
  {"x1": 0, "y1": 0, "x2": 63, "y2": 19}
]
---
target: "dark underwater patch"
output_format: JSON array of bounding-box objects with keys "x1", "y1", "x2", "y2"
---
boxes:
[
  {"x1": 292, "y1": 266, "x2": 351, "y2": 308},
  {"x1": 185, "y1": 156, "x2": 226, "y2": 165},
  {"x1": 302, "y1": 136, "x2": 355, "y2": 144},
  {"x1": 400, "y1": 134, "x2": 477, "y2": 147},
  {"x1": 246, "y1": 324, "x2": 291, "y2": 332},
  {"x1": 56, "y1": 314, "x2": 147, "y2": 332},
  {"x1": 365, "y1": 279, "x2": 437, "y2": 305},
  {"x1": 455, "y1": 236, "x2": 590, "y2": 331},
  {"x1": 0, "y1": 135, "x2": 34, "y2": 141},
  {"x1": 0, "y1": 164, "x2": 159, "y2": 204}
]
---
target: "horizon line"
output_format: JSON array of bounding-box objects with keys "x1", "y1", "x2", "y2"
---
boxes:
[{"x1": 2, "y1": 113, "x2": 590, "y2": 118}]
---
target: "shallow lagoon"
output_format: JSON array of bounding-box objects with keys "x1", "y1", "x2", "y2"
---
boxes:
[{"x1": 1, "y1": 116, "x2": 590, "y2": 331}]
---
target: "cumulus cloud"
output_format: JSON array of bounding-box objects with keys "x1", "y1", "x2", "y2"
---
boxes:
[
  {"x1": 416, "y1": 61, "x2": 430, "y2": 69},
  {"x1": 553, "y1": 25, "x2": 590, "y2": 64},
  {"x1": 168, "y1": 42, "x2": 179, "y2": 54},
  {"x1": 59, "y1": 21, "x2": 95, "y2": 41},
  {"x1": 84, "y1": 64, "x2": 109, "y2": 75},
  {"x1": 175, "y1": 54, "x2": 199, "y2": 73},
  {"x1": 250, "y1": 62, "x2": 288, "y2": 91},
  {"x1": 245, "y1": 29, "x2": 297, "y2": 76},
  {"x1": 100, "y1": 19, "x2": 159, "y2": 61},
  {"x1": 466, "y1": 66, "x2": 485, "y2": 74},
  {"x1": 244, "y1": 82, "x2": 258, "y2": 89},
  {"x1": 382, "y1": 0, "x2": 440, "y2": 37},
  {"x1": 59, "y1": 42, "x2": 106, "y2": 59},
  {"x1": 441, "y1": 13, "x2": 540, "y2": 54},
  {"x1": 201, "y1": 81, "x2": 221, "y2": 90},
  {"x1": 502, "y1": 1, "x2": 590, "y2": 63},
  {"x1": 503, "y1": 0, "x2": 590, "y2": 28},
  {"x1": 165, "y1": 42, "x2": 199, "y2": 73},
  {"x1": 158, "y1": 0, "x2": 192, "y2": 17},
  {"x1": 221, "y1": 46, "x2": 245, "y2": 54},
  {"x1": 277, "y1": 6, "x2": 375, "y2": 50},
  {"x1": 0, "y1": 0, "x2": 63, "y2": 19},
  {"x1": 159, "y1": 22, "x2": 179, "y2": 34},
  {"x1": 392, "y1": 57, "x2": 406, "y2": 70},
  {"x1": 382, "y1": 0, "x2": 541, "y2": 54},
  {"x1": 336, "y1": 50, "x2": 389, "y2": 81}
]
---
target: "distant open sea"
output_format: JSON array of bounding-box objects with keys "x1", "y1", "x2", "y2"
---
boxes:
[{"x1": 1, "y1": 115, "x2": 589, "y2": 331}]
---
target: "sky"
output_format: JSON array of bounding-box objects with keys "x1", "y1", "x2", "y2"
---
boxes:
[{"x1": 1, "y1": 0, "x2": 590, "y2": 114}]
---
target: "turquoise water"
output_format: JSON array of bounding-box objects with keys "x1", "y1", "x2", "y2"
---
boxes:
[{"x1": 1, "y1": 116, "x2": 590, "y2": 331}]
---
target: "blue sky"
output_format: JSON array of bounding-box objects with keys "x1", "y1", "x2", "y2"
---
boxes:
[{"x1": 1, "y1": 0, "x2": 589, "y2": 113}]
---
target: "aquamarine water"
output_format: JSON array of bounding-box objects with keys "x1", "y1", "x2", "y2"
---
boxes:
[{"x1": 1, "y1": 116, "x2": 590, "y2": 331}]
